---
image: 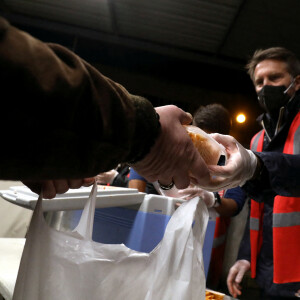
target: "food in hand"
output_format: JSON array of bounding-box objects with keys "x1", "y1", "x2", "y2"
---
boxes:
[{"x1": 185, "y1": 125, "x2": 225, "y2": 165}]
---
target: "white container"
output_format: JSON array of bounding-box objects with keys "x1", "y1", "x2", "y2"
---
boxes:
[{"x1": 0, "y1": 185, "x2": 215, "y2": 278}]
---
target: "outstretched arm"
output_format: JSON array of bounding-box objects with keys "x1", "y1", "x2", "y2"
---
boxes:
[{"x1": 0, "y1": 18, "x2": 211, "y2": 193}]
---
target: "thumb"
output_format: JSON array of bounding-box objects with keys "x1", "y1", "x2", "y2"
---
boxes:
[
  {"x1": 202, "y1": 191, "x2": 215, "y2": 208},
  {"x1": 179, "y1": 111, "x2": 193, "y2": 125}
]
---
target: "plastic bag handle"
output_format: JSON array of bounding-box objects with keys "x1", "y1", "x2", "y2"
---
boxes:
[{"x1": 72, "y1": 182, "x2": 97, "y2": 240}]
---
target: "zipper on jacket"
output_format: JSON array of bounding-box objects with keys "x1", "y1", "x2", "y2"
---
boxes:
[{"x1": 261, "y1": 106, "x2": 285, "y2": 142}]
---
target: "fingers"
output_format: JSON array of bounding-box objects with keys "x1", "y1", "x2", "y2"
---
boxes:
[
  {"x1": 170, "y1": 130, "x2": 208, "y2": 189},
  {"x1": 227, "y1": 267, "x2": 237, "y2": 296},
  {"x1": 177, "y1": 188, "x2": 196, "y2": 200},
  {"x1": 210, "y1": 133, "x2": 237, "y2": 149},
  {"x1": 188, "y1": 150, "x2": 211, "y2": 187},
  {"x1": 227, "y1": 260, "x2": 250, "y2": 298},
  {"x1": 178, "y1": 187, "x2": 200, "y2": 194},
  {"x1": 42, "y1": 180, "x2": 58, "y2": 199},
  {"x1": 67, "y1": 178, "x2": 95, "y2": 188},
  {"x1": 43, "y1": 179, "x2": 96, "y2": 199},
  {"x1": 172, "y1": 172, "x2": 190, "y2": 190},
  {"x1": 95, "y1": 174, "x2": 105, "y2": 183},
  {"x1": 208, "y1": 163, "x2": 236, "y2": 178},
  {"x1": 82, "y1": 177, "x2": 95, "y2": 186},
  {"x1": 230, "y1": 267, "x2": 245, "y2": 298},
  {"x1": 180, "y1": 111, "x2": 193, "y2": 125},
  {"x1": 22, "y1": 180, "x2": 59, "y2": 199},
  {"x1": 227, "y1": 267, "x2": 242, "y2": 298},
  {"x1": 67, "y1": 179, "x2": 85, "y2": 189},
  {"x1": 232, "y1": 282, "x2": 242, "y2": 298},
  {"x1": 155, "y1": 105, "x2": 192, "y2": 125},
  {"x1": 133, "y1": 105, "x2": 211, "y2": 190},
  {"x1": 23, "y1": 178, "x2": 96, "y2": 199}
]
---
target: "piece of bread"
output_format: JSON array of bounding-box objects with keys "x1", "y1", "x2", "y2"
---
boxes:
[{"x1": 185, "y1": 125, "x2": 223, "y2": 165}]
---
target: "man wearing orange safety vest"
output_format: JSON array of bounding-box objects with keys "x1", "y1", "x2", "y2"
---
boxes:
[{"x1": 227, "y1": 47, "x2": 300, "y2": 299}]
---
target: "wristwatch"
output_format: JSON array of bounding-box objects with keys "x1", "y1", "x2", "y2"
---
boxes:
[{"x1": 213, "y1": 192, "x2": 222, "y2": 208}]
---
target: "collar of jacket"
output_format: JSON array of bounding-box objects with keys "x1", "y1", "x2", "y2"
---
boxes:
[{"x1": 256, "y1": 92, "x2": 300, "y2": 140}]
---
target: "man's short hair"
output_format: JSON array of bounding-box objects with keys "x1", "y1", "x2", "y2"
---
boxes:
[
  {"x1": 193, "y1": 103, "x2": 231, "y2": 135},
  {"x1": 246, "y1": 47, "x2": 300, "y2": 82}
]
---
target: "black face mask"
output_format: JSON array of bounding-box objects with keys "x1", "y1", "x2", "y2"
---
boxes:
[{"x1": 257, "y1": 83, "x2": 294, "y2": 115}]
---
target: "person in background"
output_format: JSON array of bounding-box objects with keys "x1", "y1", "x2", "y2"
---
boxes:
[
  {"x1": 96, "y1": 164, "x2": 130, "y2": 188},
  {"x1": 128, "y1": 168, "x2": 159, "y2": 194},
  {"x1": 223, "y1": 47, "x2": 300, "y2": 299},
  {"x1": 178, "y1": 103, "x2": 247, "y2": 289},
  {"x1": 192, "y1": 103, "x2": 231, "y2": 135},
  {"x1": 0, "y1": 17, "x2": 212, "y2": 198}
]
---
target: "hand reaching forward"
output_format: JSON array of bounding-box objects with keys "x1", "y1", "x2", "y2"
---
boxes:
[
  {"x1": 201, "y1": 134, "x2": 258, "y2": 191},
  {"x1": 131, "y1": 105, "x2": 211, "y2": 189},
  {"x1": 177, "y1": 186, "x2": 215, "y2": 207}
]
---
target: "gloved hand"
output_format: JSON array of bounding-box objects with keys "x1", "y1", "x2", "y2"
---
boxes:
[
  {"x1": 95, "y1": 169, "x2": 119, "y2": 185},
  {"x1": 132, "y1": 105, "x2": 211, "y2": 189},
  {"x1": 177, "y1": 187, "x2": 215, "y2": 207},
  {"x1": 202, "y1": 134, "x2": 258, "y2": 191},
  {"x1": 227, "y1": 259, "x2": 250, "y2": 298},
  {"x1": 22, "y1": 178, "x2": 95, "y2": 199}
]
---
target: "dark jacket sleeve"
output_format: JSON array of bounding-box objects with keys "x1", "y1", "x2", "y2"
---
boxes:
[
  {"x1": 237, "y1": 201, "x2": 251, "y2": 262},
  {"x1": 112, "y1": 166, "x2": 130, "y2": 188},
  {"x1": 224, "y1": 186, "x2": 247, "y2": 216},
  {"x1": 0, "y1": 18, "x2": 160, "y2": 180},
  {"x1": 242, "y1": 152, "x2": 300, "y2": 201}
]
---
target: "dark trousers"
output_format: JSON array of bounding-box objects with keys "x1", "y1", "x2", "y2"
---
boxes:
[{"x1": 259, "y1": 290, "x2": 298, "y2": 299}]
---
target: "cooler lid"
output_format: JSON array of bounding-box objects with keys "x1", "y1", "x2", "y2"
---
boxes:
[{"x1": 0, "y1": 185, "x2": 145, "y2": 211}]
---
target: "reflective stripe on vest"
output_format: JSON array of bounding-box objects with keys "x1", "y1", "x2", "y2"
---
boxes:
[
  {"x1": 273, "y1": 111, "x2": 300, "y2": 283},
  {"x1": 249, "y1": 130, "x2": 265, "y2": 278},
  {"x1": 250, "y1": 111, "x2": 300, "y2": 283},
  {"x1": 250, "y1": 130, "x2": 265, "y2": 152}
]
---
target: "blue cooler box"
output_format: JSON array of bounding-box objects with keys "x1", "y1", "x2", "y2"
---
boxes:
[{"x1": 73, "y1": 194, "x2": 216, "y2": 277}]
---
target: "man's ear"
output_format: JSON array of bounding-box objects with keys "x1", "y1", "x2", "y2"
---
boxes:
[{"x1": 294, "y1": 74, "x2": 300, "y2": 91}]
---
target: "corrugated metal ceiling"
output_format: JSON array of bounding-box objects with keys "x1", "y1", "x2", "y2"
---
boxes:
[
  {"x1": 1, "y1": 0, "x2": 300, "y2": 69},
  {"x1": 3, "y1": 0, "x2": 298, "y2": 146}
]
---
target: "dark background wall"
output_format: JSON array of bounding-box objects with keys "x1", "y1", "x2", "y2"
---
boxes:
[{"x1": 9, "y1": 18, "x2": 263, "y2": 148}]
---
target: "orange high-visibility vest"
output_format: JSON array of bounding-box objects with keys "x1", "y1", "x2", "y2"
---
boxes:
[
  {"x1": 207, "y1": 190, "x2": 231, "y2": 287},
  {"x1": 207, "y1": 214, "x2": 230, "y2": 286},
  {"x1": 250, "y1": 111, "x2": 300, "y2": 284}
]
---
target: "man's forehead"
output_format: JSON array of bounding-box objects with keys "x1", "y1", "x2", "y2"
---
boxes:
[{"x1": 254, "y1": 59, "x2": 288, "y2": 76}]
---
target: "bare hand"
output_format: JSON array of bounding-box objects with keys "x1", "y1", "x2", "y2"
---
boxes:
[
  {"x1": 22, "y1": 178, "x2": 95, "y2": 199},
  {"x1": 132, "y1": 105, "x2": 211, "y2": 189},
  {"x1": 227, "y1": 259, "x2": 250, "y2": 298}
]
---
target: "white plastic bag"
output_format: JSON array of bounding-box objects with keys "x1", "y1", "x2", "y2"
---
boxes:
[{"x1": 13, "y1": 183, "x2": 208, "y2": 300}]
